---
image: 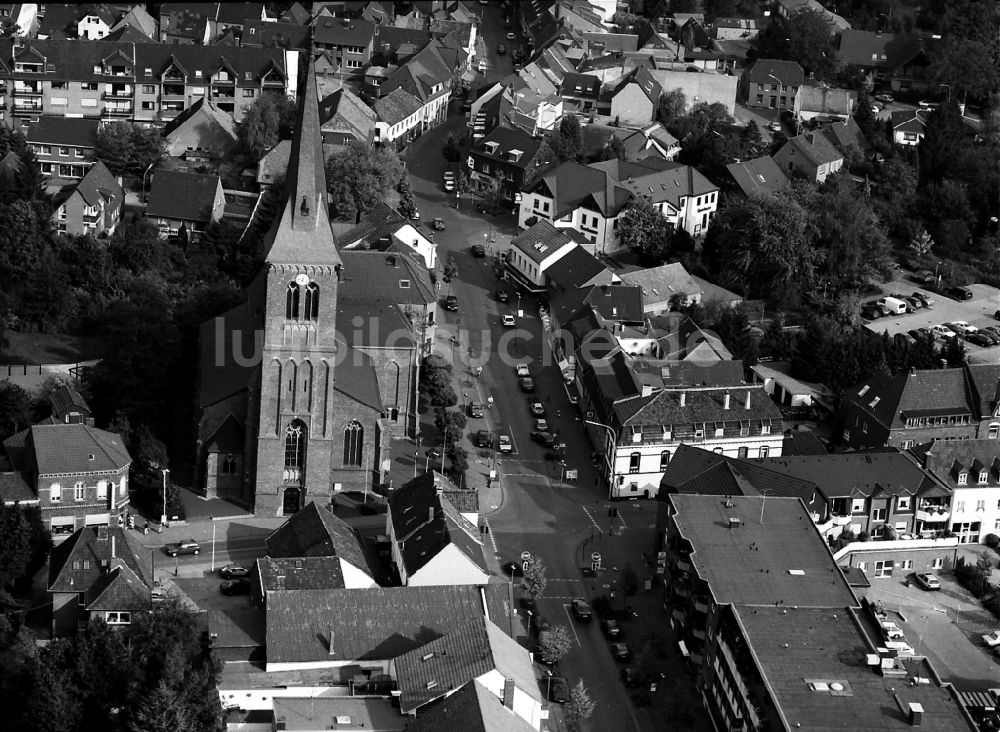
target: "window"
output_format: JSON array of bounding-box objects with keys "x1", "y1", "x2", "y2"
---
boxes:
[
  {"x1": 989, "y1": 423, "x2": 1000, "y2": 439},
  {"x1": 50, "y1": 97, "x2": 67, "y2": 106},
  {"x1": 190, "y1": 86, "x2": 205, "y2": 96},
  {"x1": 900, "y1": 560, "x2": 913, "y2": 570},
  {"x1": 980, "y1": 472, "x2": 989, "y2": 485},
  {"x1": 737, "y1": 446, "x2": 748, "y2": 458},
  {"x1": 141, "y1": 101, "x2": 154, "y2": 111},
  {"x1": 932, "y1": 557, "x2": 943, "y2": 569},
  {"x1": 900, "y1": 440, "x2": 914, "y2": 450},
  {"x1": 857, "y1": 561, "x2": 866, "y2": 571},
  {"x1": 194, "y1": 70, "x2": 202, "y2": 79},
  {"x1": 74, "y1": 148, "x2": 83, "y2": 158},
  {"x1": 50, "y1": 483, "x2": 61, "y2": 502},
  {"x1": 82, "y1": 82, "x2": 98, "y2": 91},
  {"x1": 105, "y1": 611, "x2": 131, "y2": 625},
  {"x1": 81, "y1": 98, "x2": 98, "y2": 107},
  {"x1": 345, "y1": 59, "x2": 363, "y2": 70},
  {"x1": 758, "y1": 446, "x2": 769, "y2": 458},
  {"x1": 956, "y1": 501, "x2": 966, "y2": 512},
  {"x1": 286, "y1": 281, "x2": 300, "y2": 319},
  {"x1": 222, "y1": 454, "x2": 237, "y2": 474},
  {"x1": 59, "y1": 146, "x2": 69, "y2": 155},
  {"x1": 142, "y1": 84, "x2": 155, "y2": 93},
  {"x1": 243, "y1": 88, "x2": 255, "y2": 97},
  {"x1": 873, "y1": 560, "x2": 893, "y2": 578},
  {"x1": 977, "y1": 500, "x2": 986, "y2": 512},
  {"x1": 761, "y1": 423, "x2": 771, "y2": 435},
  {"x1": 343, "y1": 421, "x2": 364, "y2": 466},
  {"x1": 97, "y1": 481, "x2": 107, "y2": 499},
  {"x1": 897, "y1": 496, "x2": 911, "y2": 511},
  {"x1": 660, "y1": 451, "x2": 671, "y2": 470},
  {"x1": 74, "y1": 482, "x2": 85, "y2": 501},
  {"x1": 851, "y1": 499, "x2": 865, "y2": 513},
  {"x1": 872, "y1": 508, "x2": 886, "y2": 521},
  {"x1": 628, "y1": 452, "x2": 641, "y2": 473},
  {"x1": 958, "y1": 472, "x2": 968, "y2": 485},
  {"x1": 284, "y1": 420, "x2": 306, "y2": 471},
  {"x1": 303, "y1": 282, "x2": 319, "y2": 322}
]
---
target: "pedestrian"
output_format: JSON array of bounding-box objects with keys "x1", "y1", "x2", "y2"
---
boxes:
[{"x1": 487, "y1": 396, "x2": 494, "y2": 408}]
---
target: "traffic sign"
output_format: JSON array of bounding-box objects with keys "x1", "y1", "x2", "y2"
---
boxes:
[
  {"x1": 591, "y1": 552, "x2": 601, "y2": 563},
  {"x1": 521, "y1": 551, "x2": 532, "y2": 561}
]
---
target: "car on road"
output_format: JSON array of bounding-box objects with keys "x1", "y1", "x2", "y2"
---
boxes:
[
  {"x1": 946, "y1": 286, "x2": 974, "y2": 301},
  {"x1": 534, "y1": 418, "x2": 549, "y2": 431},
  {"x1": 516, "y1": 364, "x2": 531, "y2": 378},
  {"x1": 918, "y1": 100, "x2": 939, "y2": 110},
  {"x1": 468, "y1": 402, "x2": 485, "y2": 418},
  {"x1": 768, "y1": 121, "x2": 781, "y2": 132},
  {"x1": 471, "y1": 244, "x2": 486, "y2": 257},
  {"x1": 602, "y1": 618, "x2": 622, "y2": 638},
  {"x1": 502, "y1": 314, "x2": 516, "y2": 327},
  {"x1": 966, "y1": 332, "x2": 994, "y2": 347},
  {"x1": 497, "y1": 43, "x2": 506, "y2": 54},
  {"x1": 475, "y1": 429, "x2": 493, "y2": 448},
  {"x1": 431, "y1": 217, "x2": 446, "y2": 231},
  {"x1": 529, "y1": 400, "x2": 544, "y2": 416},
  {"x1": 947, "y1": 320, "x2": 978, "y2": 335},
  {"x1": 881, "y1": 621, "x2": 905, "y2": 640},
  {"x1": 498, "y1": 432, "x2": 512, "y2": 453},
  {"x1": 549, "y1": 676, "x2": 569, "y2": 703},
  {"x1": 571, "y1": 599, "x2": 592, "y2": 621},
  {"x1": 219, "y1": 565, "x2": 249, "y2": 580},
  {"x1": 931, "y1": 324, "x2": 957, "y2": 339},
  {"x1": 621, "y1": 667, "x2": 643, "y2": 687},
  {"x1": 506, "y1": 31, "x2": 516, "y2": 41},
  {"x1": 875, "y1": 92, "x2": 894, "y2": 103},
  {"x1": 519, "y1": 377, "x2": 535, "y2": 392},
  {"x1": 220, "y1": 579, "x2": 250, "y2": 596},
  {"x1": 983, "y1": 631, "x2": 1000, "y2": 647},
  {"x1": 444, "y1": 294, "x2": 459, "y2": 311},
  {"x1": 912, "y1": 291, "x2": 934, "y2": 306},
  {"x1": 913, "y1": 572, "x2": 941, "y2": 591},
  {"x1": 477, "y1": 58, "x2": 487, "y2": 73},
  {"x1": 530, "y1": 430, "x2": 555, "y2": 447},
  {"x1": 610, "y1": 641, "x2": 631, "y2": 661},
  {"x1": 495, "y1": 289, "x2": 509, "y2": 303},
  {"x1": 444, "y1": 177, "x2": 455, "y2": 192},
  {"x1": 165, "y1": 540, "x2": 200, "y2": 557}
]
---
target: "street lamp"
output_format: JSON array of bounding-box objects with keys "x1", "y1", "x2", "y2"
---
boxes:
[
  {"x1": 141, "y1": 160, "x2": 155, "y2": 203},
  {"x1": 160, "y1": 468, "x2": 169, "y2": 528},
  {"x1": 768, "y1": 72, "x2": 784, "y2": 109},
  {"x1": 545, "y1": 669, "x2": 553, "y2": 702},
  {"x1": 584, "y1": 419, "x2": 618, "y2": 500}
]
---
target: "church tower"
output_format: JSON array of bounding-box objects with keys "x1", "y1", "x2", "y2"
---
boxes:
[{"x1": 250, "y1": 60, "x2": 343, "y2": 516}]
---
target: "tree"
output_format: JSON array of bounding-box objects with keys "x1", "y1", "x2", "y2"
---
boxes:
[
  {"x1": 445, "y1": 443, "x2": 469, "y2": 484},
  {"x1": 538, "y1": 625, "x2": 572, "y2": 665},
  {"x1": 236, "y1": 93, "x2": 296, "y2": 162},
  {"x1": 442, "y1": 258, "x2": 458, "y2": 283},
  {"x1": 755, "y1": 11, "x2": 838, "y2": 80},
  {"x1": 521, "y1": 555, "x2": 547, "y2": 600},
  {"x1": 434, "y1": 407, "x2": 467, "y2": 446},
  {"x1": 326, "y1": 142, "x2": 403, "y2": 221},
  {"x1": 95, "y1": 122, "x2": 166, "y2": 178},
  {"x1": 129, "y1": 680, "x2": 194, "y2": 732},
  {"x1": 663, "y1": 684, "x2": 698, "y2": 731},
  {"x1": 564, "y1": 679, "x2": 597, "y2": 726},
  {"x1": 618, "y1": 198, "x2": 674, "y2": 261},
  {"x1": 929, "y1": 37, "x2": 1000, "y2": 103},
  {"x1": 0, "y1": 382, "x2": 32, "y2": 440},
  {"x1": 0, "y1": 503, "x2": 32, "y2": 589},
  {"x1": 656, "y1": 89, "x2": 687, "y2": 129},
  {"x1": 918, "y1": 102, "x2": 974, "y2": 185},
  {"x1": 910, "y1": 230, "x2": 934, "y2": 256},
  {"x1": 548, "y1": 114, "x2": 583, "y2": 162}
]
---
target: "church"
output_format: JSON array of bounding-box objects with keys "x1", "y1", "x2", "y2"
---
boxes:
[{"x1": 196, "y1": 60, "x2": 389, "y2": 516}]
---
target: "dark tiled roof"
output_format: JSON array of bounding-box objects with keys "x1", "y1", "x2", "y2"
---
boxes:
[
  {"x1": 969, "y1": 365, "x2": 1000, "y2": 418},
  {"x1": 72, "y1": 161, "x2": 123, "y2": 211},
  {"x1": 105, "y1": 24, "x2": 156, "y2": 44},
  {"x1": 918, "y1": 439, "x2": 1000, "y2": 488},
  {"x1": 372, "y1": 87, "x2": 423, "y2": 125},
  {"x1": 334, "y1": 347, "x2": 386, "y2": 413},
  {"x1": 818, "y1": 117, "x2": 866, "y2": 152},
  {"x1": 265, "y1": 501, "x2": 381, "y2": 581},
  {"x1": 778, "y1": 132, "x2": 843, "y2": 167},
  {"x1": 381, "y1": 40, "x2": 456, "y2": 104},
  {"x1": 163, "y1": 97, "x2": 238, "y2": 144},
  {"x1": 726, "y1": 156, "x2": 789, "y2": 197},
  {"x1": 743, "y1": 58, "x2": 805, "y2": 86},
  {"x1": 473, "y1": 125, "x2": 542, "y2": 170},
  {"x1": 405, "y1": 681, "x2": 537, "y2": 732},
  {"x1": 49, "y1": 526, "x2": 150, "y2": 595},
  {"x1": 443, "y1": 488, "x2": 479, "y2": 514},
  {"x1": 204, "y1": 414, "x2": 244, "y2": 452},
  {"x1": 552, "y1": 284, "x2": 645, "y2": 326},
  {"x1": 29, "y1": 424, "x2": 130, "y2": 475},
  {"x1": 837, "y1": 30, "x2": 924, "y2": 70},
  {"x1": 389, "y1": 472, "x2": 488, "y2": 577},
  {"x1": 86, "y1": 564, "x2": 150, "y2": 611},
  {"x1": 26, "y1": 116, "x2": 100, "y2": 147},
  {"x1": 198, "y1": 300, "x2": 254, "y2": 407},
  {"x1": 510, "y1": 220, "x2": 576, "y2": 264},
  {"x1": 781, "y1": 430, "x2": 829, "y2": 456},
  {"x1": 616, "y1": 384, "x2": 781, "y2": 427},
  {"x1": 243, "y1": 19, "x2": 311, "y2": 50},
  {"x1": 319, "y1": 87, "x2": 376, "y2": 145},
  {"x1": 890, "y1": 108, "x2": 929, "y2": 134},
  {"x1": 0, "y1": 471, "x2": 35, "y2": 503},
  {"x1": 48, "y1": 384, "x2": 89, "y2": 418},
  {"x1": 545, "y1": 245, "x2": 612, "y2": 289},
  {"x1": 258, "y1": 556, "x2": 345, "y2": 591},
  {"x1": 561, "y1": 72, "x2": 602, "y2": 99},
  {"x1": 146, "y1": 170, "x2": 221, "y2": 223},
  {"x1": 847, "y1": 368, "x2": 976, "y2": 430},
  {"x1": 313, "y1": 16, "x2": 376, "y2": 47},
  {"x1": 339, "y1": 249, "x2": 434, "y2": 305},
  {"x1": 265, "y1": 585, "x2": 489, "y2": 664}
]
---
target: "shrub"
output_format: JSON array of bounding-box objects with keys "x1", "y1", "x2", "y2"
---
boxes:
[{"x1": 986, "y1": 534, "x2": 1000, "y2": 551}]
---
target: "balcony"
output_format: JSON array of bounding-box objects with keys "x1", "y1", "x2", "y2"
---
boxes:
[
  {"x1": 693, "y1": 598, "x2": 709, "y2": 614},
  {"x1": 212, "y1": 87, "x2": 235, "y2": 99},
  {"x1": 916, "y1": 507, "x2": 950, "y2": 523},
  {"x1": 675, "y1": 558, "x2": 692, "y2": 573},
  {"x1": 104, "y1": 87, "x2": 133, "y2": 98},
  {"x1": 672, "y1": 607, "x2": 686, "y2": 623},
  {"x1": 12, "y1": 100, "x2": 42, "y2": 113},
  {"x1": 692, "y1": 626, "x2": 706, "y2": 640},
  {"x1": 104, "y1": 105, "x2": 132, "y2": 117},
  {"x1": 83, "y1": 213, "x2": 101, "y2": 224},
  {"x1": 161, "y1": 85, "x2": 185, "y2": 99},
  {"x1": 13, "y1": 83, "x2": 42, "y2": 96}
]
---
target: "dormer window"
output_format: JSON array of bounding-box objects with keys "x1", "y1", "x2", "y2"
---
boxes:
[
  {"x1": 484, "y1": 141, "x2": 499, "y2": 155},
  {"x1": 980, "y1": 471, "x2": 989, "y2": 485},
  {"x1": 958, "y1": 472, "x2": 968, "y2": 485}
]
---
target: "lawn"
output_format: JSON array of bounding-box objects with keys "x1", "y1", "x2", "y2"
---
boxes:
[{"x1": 0, "y1": 331, "x2": 106, "y2": 365}]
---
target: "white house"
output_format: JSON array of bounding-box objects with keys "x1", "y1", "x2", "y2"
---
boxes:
[
  {"x1": 505, "y1": 220, "x2": 582, "y2": 290},
  {"x1": 914, "y1": 439, "x2": 1000, "y2": 545},
  {"x1": 77, "y1": 9, "x2": 113, "y2": 40},
  {"x1": 387, "y1": 472, "x2": 490, "y2": 587},
  {"x1": 890, "y1": 109, "x2": 930, "y2": 147},
  {"x1": 373, "y1": 88, "x2": 424, "y2": 148}
]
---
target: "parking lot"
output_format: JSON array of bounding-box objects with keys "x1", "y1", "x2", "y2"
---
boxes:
[{"x1": 865, "y1": 277, "x2": 1000, "y2": 364}]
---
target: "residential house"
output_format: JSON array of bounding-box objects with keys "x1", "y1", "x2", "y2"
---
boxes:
[
  {"x1": 714, "y1": 18, "x2": 759, "y2": 41},
  {"x1": 751, "y1": 360, "x2": 830, "y2": 412},
  {"x1": 109, "y1": 6, "x2": 158, "y2": 42},
  {"x1": 256, "y1": 139, "x2": 290, "y2": 188},
  {"x1": 817, "y1": 116, "x2": 867, "y2": 156},
  {"x1": 319, "y1": 87, "x2": 376, "y2": 149},
  {"x1": 242, "y1": 19, "x2": 312, "y2": 51},
  {"x1": 657, "y1": 492, "x2": 973, "y2": 732},
  {"x1": 559, "y1": 71, "x2": 602, "y2": 115},
  {"x1": 312, "y1": 16, "x2": 376, "y2": 79},
  {"x1": 47, "y1": 525, "x2": 151, "y2": 636},
  {"x1": 617, "y1": 122, "x2": 681, "y2": 161},
  {"x1": 648, "y1": 68, "x2": 739, "y2": 117},
  {"x1": 500, "y1": 76, "x2": 563, "y2": 138},
  {"x1": 549, "y1": 283, "x2": 646, "y2": 340},
  {"x1": 794, "y1": 85, "x2": 856, "y2": 122},
  {"x1": 775, "y1": 0, "x2": 851, "y2": 34},
  {"x1": 163, "y1": 97, "x2": 238, "y2": 163},
  {"x1": 52, "y1": 161, "x2": 123, "y2": 236},
  {"x1": 35, "y1": 3, "x2": 114, "y2": 40},
  {"x1": 467, "y1": 125, "x2": 543, "y2": 204},
  {"x1": 518, "y1": 158, "x2": 719, "y2": 252},
  {"x1": 0, "y1": 4, "x2": 37, "y2": 36},
  {"x1": 912, "y1": 440, "x2": 1000, "y2": 545},
  {"x1": 738, "y1": 58, "x2": 804, "y2": 110},
  {"x1": 372, "y1": 87, "x2": 424, "y2": 148},
  {"x1": 386, "y1": 472, "x2": 489, "y2": 586},
  {"x1": 842, "y1": 365, "x2": 1000, "y2": 451},
  {"x1": 2, "y1": 419, "x2": 132, "y2": 540},
  {"x1": 337, "y1": 200, "x2": 438, "y2": 269},
  {"x1": 576, "y1": 347, "x2": 783, "y2": 498},
  {"x1": 837, "y1": 31, "x2": 937, "y2": 93},
  {"x1": 505, "y1": 220, "x2": 612, "y2": 293},
  {"x1": 725, "y1": 156, "x2": 790, "y2": 198},
  {"x1": 339, "y1": 250, "x2": 437, "y2": 435},
  {"x1": 378, "y1": 39, "x2": 458, "y2": 132},
  {"x1": 145, "y1": 169, "x2": 225, "y2": 239},
  {"x1": 609, "y1": 66, "x2": 663, "y2": 126},
  {"x1": 619, "y1": 262, "x2": 703, "y2": 312},
  {"x1": 263, "y1": 500, "x2": 383, "y2": 587},
  {"x1": 891, "y1": 108, "x2": 930, "y2": 146},
  {"x1": 405, "y1": 679, "x2": 540, "y2": 732},
  {"x1": 691, "y1": 275, "x2": 743, "y2": 307},
  {"x1": 772, "y1": 131, "x2": 844, "y2": 183},
  {"x1": 25, "y1": 116, "x2": 99, "y2": 179},
  {"x1": 157, "y1": 6, "x2": 212, "y2": 45},
  {"x1": 44, "y1": 385, "x2": 92, "y2": 425}
]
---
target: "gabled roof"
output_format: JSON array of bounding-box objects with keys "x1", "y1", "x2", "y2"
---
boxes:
[
  {"x1": 258, "y1": 556, "x2": 345, "y2": 591},
  {"x1": 777, "y1": 132, "x2": 843, "y2": 167},
  {"x1": 890, "y1": 108, "x2": 929, "y2": 134},
  {"x1": 319, "y1": 87, "x2": 377, "y2": 145},
  {"x1": 373, "y1": 86, "x2": 424, "y2": 126},
  {"x1": 261, "y1": 60, "x2": 342, "y2": 268},
  {"x1": 544, "y1": 244, "x2": 613, "y2": 289},
  {"x1": 257, "y1": 139, "x2": 291, "y2": 185},
  {"x1": 85, "y1": 563, "x2": 151, "y2": 611},
  {"x1": 743, "y1": 58, "x2": 805, "y2": 86},
  {"x1": 726, "y1": 156, "x2": 790, "y2": 198},
  {"x1": 25, "y1": 116, "x2": 100, "y2": 147},
  {"x1": 334, "y1": 347, "x2": 385, "y2": 413},
  {"x1": 846, "y1": 367, "x2": 977, "y2": 430},
  {"x1": 510, "y1": 220, "x2": 577, "y2": 264},
  {"x1": 915, "y1": 439, "x2": 1000, "y2": 488},
  {"x1": 265, "y1": 501, "x2": 381, "y2": 581},
  {"x1": 48, "y1": 526, "x2": 151, "y2": 596},
  {"x1": 146, "y1": 170, "x2": 221, "y2": 223},
  {"x1": 552, "y1": 283, "x2": 645, "y2": 325},
  {"x1": 472, "y1": 125, "x2": 542, "y2": 170},
  {"x1": 818, "y1": 117, "x2": 866, "y2": 153},
  {"x1": 163, "y1": 96, "x2": 238, "y2": 145},
  {"x1": 560, "y1": 71, "x2": 602, "y2": 99},
  {"x1": 616, "y1": 384, "x2": 781, "y2": 428},
  {"x1": 70, "y1": 161, "x2": 123, "y2": 211},
  {"x1": 0, "y1": 471, "x2": 35, "y2": 504},
  {"x1": 620, "y1": 263, "x2": 702, "y2": 304},
  {"x1": 243, "y1": 19, "x2": 311, "y2": 50},
  {"x1": 389, "y1": 472, "x2": 487, "y2": 577},
  {"x1": 837, "y1": 30, "x2": 926, "y2": 71},
  {"x1": 334, "y1": 200, "x2": 406, "y2": 244},
  {"x1": 405, "y1": 679, "x2": 538, "y2": 732},
  {"x1": 111, "y1": 5, "x2": 158, "y2": 39},
  {"x1": 104, "y1": 24, "x2": 157, "y2": 44},
  {"x1": 381, "y1": 39, "x2": 456, "y2": 104},
  {"x1": 968, "y1": 365, "x2": 1000, "y2": 418},
  {"x1": 204, "y1": 414, "x2": 243, "y2": 452},
  {"x1": 13, "y1": 424, "x2": 131, "y2": 476},
  {"x1": 312, "y1": 15, "x2": 376, "y2": 47},
  {"x1": 339, "y1": 249, "x2": 435, "y2": 306}
]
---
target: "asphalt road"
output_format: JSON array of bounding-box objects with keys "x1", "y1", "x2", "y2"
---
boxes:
[{"x1": 476, "y1": 1, "x2": 519, "y2": 89}]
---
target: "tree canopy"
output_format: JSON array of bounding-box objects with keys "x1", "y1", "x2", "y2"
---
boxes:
[
  {"x1": 95, "y1": 122, "x2": 165, "y2": 179},
  {"x1": 236, "y1": 92, "x2": 296, "y2": 163},
  {"x1": 618, "y1": 198, "x2": 674, "y2": 262},
  {"x1": 326, "y1": 142, "x2": 403, "y2": 221}
]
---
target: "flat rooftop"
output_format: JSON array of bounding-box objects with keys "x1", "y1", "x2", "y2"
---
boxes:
[
  {"x1": 671, "y1": 494, "x2": 857, "y2": 608},
  {"x1": 273, "y1": 696, "x2": 406, "y2": 731},
  {"x1": 736, "y1": 607, "x2": 973, "y2": 731}
]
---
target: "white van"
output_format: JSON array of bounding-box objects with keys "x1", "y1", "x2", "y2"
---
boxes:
[{"x1": 877, "y1": 296, "x2": 907, "y2": 315}]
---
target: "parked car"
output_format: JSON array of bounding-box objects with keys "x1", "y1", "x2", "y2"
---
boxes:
[
  {"x1": 768, "y1": 121, "x2": 781, "y2": 132},
  {"x1": 495, "y1": 289, "x2": 509, "y2": 303},
  {"x1": 498, "y1": 432, "x2": 512, "y2": 453},
  {"x1": 432, "y1": 217, "x2": 446, "y2": 231},
  {"x1": 911, "y1": 291, "x2": 934, "y2": 306},
  {"x1": 468, "y1": 402, "x2": 485, "y2": 418},
  {"x1": 931, "y1": 324, "x2": 957, "y2": 339},
  {"x1": 219, "y1": 565, "x2": 248, "y2": 580},
  {"x1": 165, "y1": 540, "x2": 200, "y2": 557},
  {"x1": 610, "y1": 641, "x2": 631, "y2": 661},
  {"x1": 476, "y1": 429, "x2": 493, "y2": 448},
  {"x1": 947, "y1": 321, "x2": 978, "y2": 335},
  {"x1": 946, "y1": 286, "x2": 974, "y2": 301},
  {"x1": 519, "y1": 377, "x2": 535, "y2": 392},
  {"x1": 549, "y1": 676, "x2": 569, "y2": 703},
  {"x1": 571, "y1": 599, "x2": 592, "y2": 621},
  {"x1": 983, "y1": 326, "x2": 1000, "y2": 340},
  {"x1": 966, "y1": 332, "x2": 994, "y2": 347},
  {"x1": 444, "y1": 178, "x2": 455, "y2": 192},
  {"x1": 602, "y1": 618, "x2": 622, "y2": 638},
  {"x1": 891, "y1": 294, "x2": 922, "y2": 310},
  {"x1": 477, "y1": 58, "x2": 487, "y2": 73},
  {"x1": 497, "y1": 43, "x2": 506, "y2": 54},
  {"x1": 516, "y1": 364, "x2": 531, "y2": 378},
  {"x1": 530, "y1": 431, "x2": 555, "y2": 447},
  {"x1": 220, "y1": 579, "x2": 250, "y2": 596},
  {"x1": 506, "y1": 31, "x2": 516, "y2": 41},
  {"x1": 881, "y1": 621, "x2": 905, "y2": 640},
  {"x1": 471, "y1": 244, "x2": 486, "y2": 257},
  {"x1": 444, "y1": 294, "x2": 459, "y2": 311},
  {"x1": 534, "y1": 418, "x2": 549, "y2": 432},
  {"x1": 502, "y1": 314, "x2": 516, "y2": 327},
  {"x1": 875, "y1": 92, "x2": 894, "y2": 103},
  {"x1": 918, "y1": 100, "x2": 939, "y2": 110},
  {"x1": 913, "y1": 572, "x2": 941, "y2": 591},
  {"x1": 983, "y1": 631, "x2": 1000, "y2": 647},
  {"x1": 529, "y1": 400, "x2": 545, "y2": 416},
  {"x1": 861, "y1": 305, "x2": 883, "y2": 320},
  {"x1": 621, "y1": 667, "x2": 643, "y2": 687},
  {"x1": 912, "y1": 270, "x2": 935, "y2": 285}
]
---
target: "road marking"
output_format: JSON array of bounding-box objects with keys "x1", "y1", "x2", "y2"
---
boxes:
[
  {"x1": 618, "y1": 511, "x2": 628, "y2": 530},
  {"x1": 562, "y1": 604, "x2": 581, "y2": 646},
  {"x1": 582, "y1": 506, "x2": 604, "y2": 534},
  {"x1": 483, "y1": 516, "x2": 499, "y2": 554}
]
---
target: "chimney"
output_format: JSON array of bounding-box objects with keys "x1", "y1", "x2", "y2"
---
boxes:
[
  {"x1": 502, "y1": 679, "x2": 515, "y2": 709},
  {"x1": 924, "y1": 449, "x2": 934, "y2": 472},
  {"x1": 908, "y1": 702, "x2": 923, "y2": 726},
  {"x1": 111, "y1": 535, "x2": 116, "y2": 560},
  {"x1": 745, "y1": 391, "x2": 752, "y2": 409},
  {"x1": 328, "y1": 628, "x2": 336, "y2": 655},
  {"x1": 723, "y1": 392, "x2": 731, "y2": 410},
  {"x1": 909, "y1": 366, "x2": 916, "y2": 376},
  {"x1": 679, "y1": 391, "x2": 686, "y2": 407}
]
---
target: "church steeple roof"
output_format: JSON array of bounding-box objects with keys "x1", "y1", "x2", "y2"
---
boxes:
[{"x1": 263, "y1": 59, "x2": 342, "y2": 267}]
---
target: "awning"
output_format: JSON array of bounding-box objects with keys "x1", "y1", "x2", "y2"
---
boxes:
[
  {"x1": 85, "y1": 513, "x2": 109, "y2": 526},
  {"x1": 50, "y1": 516, "x2": 75, "y2": 527}
]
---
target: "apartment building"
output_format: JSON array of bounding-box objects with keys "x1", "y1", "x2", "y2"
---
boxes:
[
  {"x1": 25, "y1": 116, "x2": 98, "y2": 179},
  {"x1": 913, "y1": 439, "x2": 1000, "y2": 544},
  {"x1": 0, "y1": 38, "x2": 294, "y2": 128}
]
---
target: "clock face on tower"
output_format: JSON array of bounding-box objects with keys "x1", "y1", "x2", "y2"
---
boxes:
[{"x1": 295, "y1": 273, "x2": 310, "y2": 286}]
